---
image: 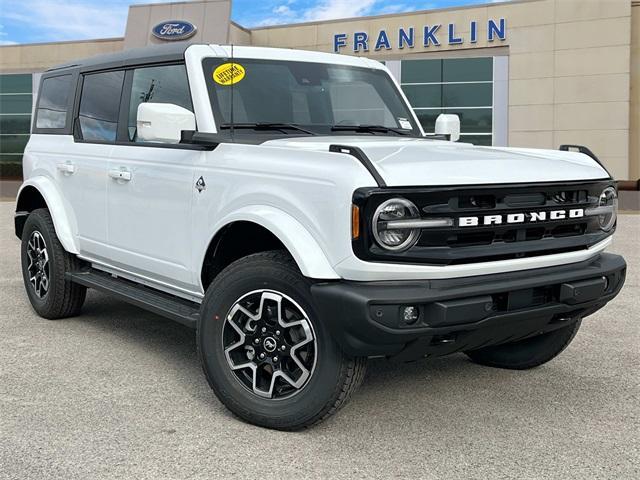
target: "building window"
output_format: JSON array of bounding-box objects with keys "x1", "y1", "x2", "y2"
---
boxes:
[
  {"x1": 0, "y1": 74, "x2": 32, "y2": 179},
  {"x1": 400, "y1": 57, "x2": 494, "y2": 145},
  {"x1": 79, "y1": 71, "x2": 125, "y2": 143}
]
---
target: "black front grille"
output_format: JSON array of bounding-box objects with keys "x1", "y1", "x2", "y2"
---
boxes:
[{"x1": 353, "y1": 180, "x2": 614, "y2": 265}]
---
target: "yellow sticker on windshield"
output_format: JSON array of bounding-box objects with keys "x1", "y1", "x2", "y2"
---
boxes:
[{"x1": 213, "y1": 63, "x2": 246, "y2": 86}]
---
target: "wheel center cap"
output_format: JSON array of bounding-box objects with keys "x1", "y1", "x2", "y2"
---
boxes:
[{"x1": 263, "y1": 336, "x2": 277, "y2": 353}]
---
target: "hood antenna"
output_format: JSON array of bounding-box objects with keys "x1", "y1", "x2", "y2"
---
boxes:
[{"x1": 230, "y1": 43, "x2": 235, "y2": 141}]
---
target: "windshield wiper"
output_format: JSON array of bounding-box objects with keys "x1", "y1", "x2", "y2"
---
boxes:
[
  {"x1": 219, "y1": 123, "x2": 317, "y2": 135},
  {"x1": 331, "y1": 124, "x2": 413, "y2": 136}
]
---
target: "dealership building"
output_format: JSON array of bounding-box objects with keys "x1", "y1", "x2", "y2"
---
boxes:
[{"x1": 0, "y1": 0, "x2": 638, "y2": 185}]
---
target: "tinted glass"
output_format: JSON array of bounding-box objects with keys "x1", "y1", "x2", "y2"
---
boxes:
[
  {"x1": 401, "y1": 58, "x2": 493, "y2": 84},
  {"x1": 460, "y1": 134, "x2": 492, "y2": 146},
  {"x1": 442, "y1": 58, "x2": 493, "y2": 82},
  {"x1": 401, "y1": 59, "x2": 441, "y2": 83},
  {"x1": 1, "y1": 74, "x2": 32, "y2": 179},
  {"x1": 0, "y1": 154, "x2": 23, "y2": 178},
  {"x1": 0, "y1": 94, "x2": 32, "y2": 114},
  {"x1": 36, "y1": 75, "x2": 72, "y2": 129},
  {"x1": 414, "y1": 110, "x2": 441, "y2": 132},
  {"x1": 79, "y1": 71, "x2": 124, "y2": 142},
  {"x1": 402, "y1": 84, "x2": 441, "y2": 108},
  {"x1": 0, "y1": 135, "x2": 29, "y2": 154},
  {"x1": 443, "y1": 83, "x2": 492, "y2": 107},
  {"x1": 400, "y1": 57, "x2": 494, "y2": 143},
  {"x1": 414, "y1": 108, "x2": 493, "y2": 133},
  {"x1": 128, "y1": 64, "x2": 192, "y2": 141},
  {"x1": 450, "y1": 108, "x2": 492, "y2": 133},
  {"x1": 0, "y1": 74, "x2": 32, "y2": 93},
  {"x1": 0, "y1": 115, "x2": 31, "y2": 134},
  {"x1": 204, "y1": 59, "x2": 419, "y2": 134}
]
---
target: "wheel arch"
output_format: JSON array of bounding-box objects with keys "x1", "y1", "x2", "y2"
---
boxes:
[
  {"x1": 200, "y1": 207, "x2": 340, "y2": 290},
  {"x1": 15, "y1": 178, "x2": 79, "y2": 254}
]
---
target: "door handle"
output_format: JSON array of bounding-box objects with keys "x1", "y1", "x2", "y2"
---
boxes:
[
  {"x1": 108, "y1": 168, "x2": 132, "y2": 182},
  {"x1": 56, "y1": 162, "x2": 75, "y2": 175}
]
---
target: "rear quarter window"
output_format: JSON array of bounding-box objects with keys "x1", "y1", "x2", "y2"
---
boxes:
[{"x1": 36, "y1": 74, "x2": 73, "y2": 130}]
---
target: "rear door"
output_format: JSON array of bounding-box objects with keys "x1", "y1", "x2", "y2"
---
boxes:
[
  {"x1": 69, "y1": 70, "x2": 125, "y2": 261},
  {"x1": 32, "y1": 70, "x2": 124, "y2": 261},
  {"x1": 105, "y1": 63, "x2": 200, "y2": 293}
]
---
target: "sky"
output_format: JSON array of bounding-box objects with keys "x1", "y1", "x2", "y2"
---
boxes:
[{"x1": 0, "y1": 0, "x2": 506, "y2": 46}]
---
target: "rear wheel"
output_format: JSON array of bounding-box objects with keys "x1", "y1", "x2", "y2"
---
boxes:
[
  {"x1": 198, "y1": 251, "x2": 366, "y2": 430},
  {"x1": 465, "y1": 319, "x2": 582, "y2": 370},
  {"x1": 20, "y1": 208, "x2": 86, "y2": 319}
]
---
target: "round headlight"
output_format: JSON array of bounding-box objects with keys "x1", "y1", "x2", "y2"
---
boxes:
[
  {"x1": 597, "y1": 187, "x2": 618, "y2": 231},
  {"x1": 372, "y1": 198, "x2": 420, "y2": 251}
]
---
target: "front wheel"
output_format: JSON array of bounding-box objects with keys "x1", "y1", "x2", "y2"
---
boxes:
[
  {"x1": 465, "y1": 319, "x2": 582, "y2": 370},
  {"x1": 197, "y1": 251, "x2": 366, "y2": 430}
]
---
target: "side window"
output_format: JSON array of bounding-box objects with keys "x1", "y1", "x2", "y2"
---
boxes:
[
  {"x1": 79, "y1": 71, "x2": 124, "y2": 142},
  {"x1": 36, "y1": 75, "x2": 72, "y2": 129},
  {"x1": 127, "y1": 64, "x2": 192, "y2": 142}
]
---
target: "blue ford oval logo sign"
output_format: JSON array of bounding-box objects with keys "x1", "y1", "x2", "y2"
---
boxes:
[{"x1": 152, "y1": 21, "x2": 197, "y2": 41}]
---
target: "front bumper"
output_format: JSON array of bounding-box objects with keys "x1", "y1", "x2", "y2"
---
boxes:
[{"x1": 310, "y1": 253, "x2": 626, "y2": 361}]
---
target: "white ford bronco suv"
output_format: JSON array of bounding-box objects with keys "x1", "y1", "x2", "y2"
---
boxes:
[{"x1": 16, "y1": 44, "x2": 626, "y2": 430}]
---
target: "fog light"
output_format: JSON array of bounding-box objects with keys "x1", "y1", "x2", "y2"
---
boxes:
[{"x1": 401, "y1": 306, "x2": 420, "y2": 325}]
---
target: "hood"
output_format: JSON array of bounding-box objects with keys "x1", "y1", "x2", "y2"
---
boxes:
[{"x1": 262, "y1": 136, "x2": 610, "y2": 187}]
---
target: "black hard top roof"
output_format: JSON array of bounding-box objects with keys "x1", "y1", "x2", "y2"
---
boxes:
[{"x1": 47, "y1": 43, "x2": 194, "y2": 73}]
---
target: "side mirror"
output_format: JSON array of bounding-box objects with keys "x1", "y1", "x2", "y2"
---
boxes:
[
  {"x1": 434, "y1": 114, "x2": 460, "y2": 142},
  {"x1": 137, "y1": 103, "x2": 196, "y2": 144}
]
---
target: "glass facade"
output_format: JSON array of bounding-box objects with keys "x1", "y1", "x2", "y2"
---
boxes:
[
  {"x1": 400, "y1": 58, "x2": 493, "y2": 145},
  {"x1": 0, "y1": 74, "x2": 32, "y2": 178}
]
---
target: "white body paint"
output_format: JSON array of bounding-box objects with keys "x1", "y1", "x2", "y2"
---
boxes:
[{"x1": 19, "y1": 45, "x2": 612, "y2": 300}]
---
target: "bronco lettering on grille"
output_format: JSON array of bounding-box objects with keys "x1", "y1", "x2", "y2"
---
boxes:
[{"x1": 458, "y1": 208, "x2": 584, "y2": 227}]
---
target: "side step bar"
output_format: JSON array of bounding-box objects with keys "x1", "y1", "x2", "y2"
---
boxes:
[{"x1": 66, "y1": 270, "x2": 200, "y2": 328}]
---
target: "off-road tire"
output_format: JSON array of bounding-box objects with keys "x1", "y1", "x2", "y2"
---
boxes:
[
  {"x1": 20, "y1": 208, "x2": 86, "y2": 319},
  {"x1": 465, "y1": 319, "x2": 582, "y2": 370},
  {"x1": 197, "y1": 250, "x2": 366, "y2": 430}
]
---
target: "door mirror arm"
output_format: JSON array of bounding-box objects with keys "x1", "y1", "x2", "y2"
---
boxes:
[{"x1": 180, "y1": 130, "x2": 222, "y2": 149}]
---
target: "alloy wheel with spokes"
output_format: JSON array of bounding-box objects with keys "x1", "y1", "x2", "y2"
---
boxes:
[
  {"x1": 222, "y1": 289, "x2": 317, "y2": 399},
  {"x1": 199, "y1": 251, "x2": 366, "y2": 430},
  {"x1": 26, "y1": 230, "x2": 50, "y2": 299},
  {"x1": 20, "y1": 209, "x2": 86, "y2": 319}
]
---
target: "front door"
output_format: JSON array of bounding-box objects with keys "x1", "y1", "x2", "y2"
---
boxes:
[
  {"x1": 105, "y1": 64, "x2": 200, "y2": 294},
  {"x1": 106, "y1": 145, "x2": 199, "y2": 293}
]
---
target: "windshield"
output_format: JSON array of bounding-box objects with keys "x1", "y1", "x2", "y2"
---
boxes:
[{"x1": 202, "y1": 58, "x2": 421, "y2": 136}]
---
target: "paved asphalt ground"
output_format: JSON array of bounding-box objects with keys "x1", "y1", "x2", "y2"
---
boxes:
[{"x1": 0, "y1": 201, "x2": 638, "y2": 480}]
